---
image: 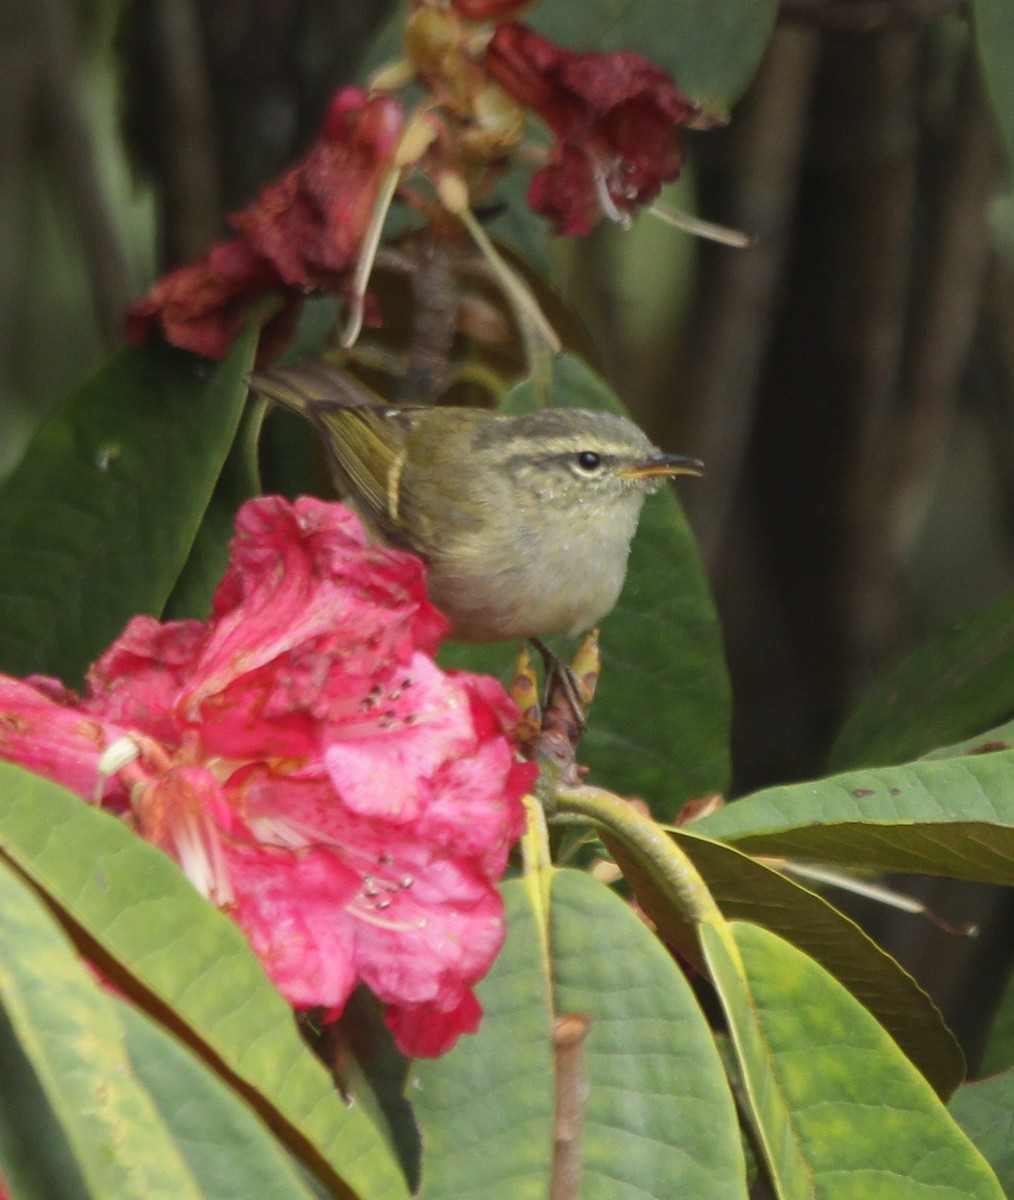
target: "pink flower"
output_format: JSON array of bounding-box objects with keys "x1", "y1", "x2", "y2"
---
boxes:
[
  {"x1": 0, "y1": 496, "x2": 533, "y2": 1057},
  {"x1": 485, "y1": 24, "x2": 701, "y2": 235},
  {"x1": 125, "y1": 89, "x2": 404, "y2": 360}
]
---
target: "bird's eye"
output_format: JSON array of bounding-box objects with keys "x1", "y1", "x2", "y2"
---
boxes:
[{"x1": 575, "y1": 451, "x2": 602, "y2": 472}]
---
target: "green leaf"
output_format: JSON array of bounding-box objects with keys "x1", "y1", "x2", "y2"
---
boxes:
[
  {"x1": 974, "y1": 0, "x2": 1014, "y2": 165},
  {"x1": 548, "y1": 869, "x2": 747, "y2": 1200},
  {"x1": 116, "y1": 999, "x2": 319, "y2": 1200},
  {"x1": 162, "y1": 404, "x2": 263, "y2": 621},
  {"x1": 411, "y1": 880, "x2": 555, "y2": 1199},
  {"x1": 412, "y1": 870, "x2": 746, "y2": 1200},
  {"x1": 691, "y1": 750, "x2": 1014, "y2": 883},
  {"x1": 0, "y1": 761, "x2": 409, "y2": 1200},
  {"x1": 607, "y1": 827, "x2": 964, "y2": 1098},
  {"x1": 924, "y1": 717, "x2": 1014, "y2": 762},
  {"x1": 0, "y1": 335, "x2": 255, "y2": 686},
  {"x1": 0, "y1": 999, "x2": 88, "y2": 1200},
  {"x1": 950, "y1": 1070, "x2": 1014, "y2": 1195},
  {"x1": 830, "y1": 592, "x2": 1014, "y2": 770},
  {"x1": 329, "y1": 989, "x2": 419, "y2": 1192},
  {"x1": 702, "y1": 920, "x2": 1004, "y2": 1200},
  {"x1": 531, "y1": 0, "x2": 778, "y2": 112},
  {"x1": 0, "y1": 856, "x2": 204, "y2": 1200},
  {"x1": 443, "y1": 353, "x2": 731, "y2": 812}
]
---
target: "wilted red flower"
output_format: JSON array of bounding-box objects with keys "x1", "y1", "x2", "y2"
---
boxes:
[
  {"x1": 485, "y1": 24, "x2": 700, "y2": 235},
  {"x1": 232, "y1": 88, "x2": 404, "y2": 292},
  {"x1": 0, "y1": 496, "x2": 533, "y2": 1057},
  {"x1": 123, "y1": 239, "x2": 294, "y2": 360},
  {"x1": 125, "y1": 88, "x2": 405, "y2": 360}
]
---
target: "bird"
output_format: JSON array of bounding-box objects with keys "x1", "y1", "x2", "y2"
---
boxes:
[{"x1": 249, "y1": 359, "x2": 703, "y2": 643}]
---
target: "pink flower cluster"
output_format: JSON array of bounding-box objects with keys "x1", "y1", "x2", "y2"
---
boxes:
[{"x1": 0, "y1": 496, "x2": 533, "y2": 1057}]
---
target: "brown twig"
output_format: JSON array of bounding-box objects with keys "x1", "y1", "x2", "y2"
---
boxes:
[
  {"x1": 388, "y1": 237, "x2": 464, "y2": 405},
  {"x1": 549, "y1": 1014, "x2": 593, "y2": 1200}
]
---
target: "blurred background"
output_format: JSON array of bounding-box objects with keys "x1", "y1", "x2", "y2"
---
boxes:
[{"x1": 3, "y1": 0, "x2": 1013, "y2": 1066}]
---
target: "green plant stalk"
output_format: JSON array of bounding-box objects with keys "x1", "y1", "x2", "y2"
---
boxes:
[{"x1": 551, "y1": 784, "x2": 722, "y2": 928}]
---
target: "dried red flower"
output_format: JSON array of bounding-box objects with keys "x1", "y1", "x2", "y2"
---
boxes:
[
  {"x1": 125, "y1": 89, "x2": 405, "y2": 360},
  {"x1": 485, "y1": 24, "x2": 700, "y2": 235},
  {"x1": 123, "y1": 239, "x2": 291, "y2": 360},
  {"x1": 0, "y1": 496, "x2": 534, "y2": 1057},
  {"x1": 232, "y1": 88, "x2": 404, "y2": 292}
]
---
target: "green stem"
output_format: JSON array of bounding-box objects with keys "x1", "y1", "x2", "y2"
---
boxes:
[
  {"x1": 241, "y1": 394, "x2": 268, "y2": 496},
  {"x1": 454, "y1": 205, "x2": 560, "y2": 403},
  {"x1": 552, "y1": 785, "x2": 722, "y2": 927}
]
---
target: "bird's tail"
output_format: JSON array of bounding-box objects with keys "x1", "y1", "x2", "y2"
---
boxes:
[{"x1": 247, "y1": 358, "x2": 381, "y2": 415}]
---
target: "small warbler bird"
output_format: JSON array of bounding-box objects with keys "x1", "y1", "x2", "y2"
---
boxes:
[{"x1": 250, "y1": 360, "x2": 702, "y2": 643}]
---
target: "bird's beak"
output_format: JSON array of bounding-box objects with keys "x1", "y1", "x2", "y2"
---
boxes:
[{"x1": 619, "y1": 453, "x2": 705, "y2": 481}]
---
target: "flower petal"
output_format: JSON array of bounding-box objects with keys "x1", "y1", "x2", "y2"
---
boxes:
[
  {"x1": 233, "y1": 89, "x2": 405, "y2": 293},
  {"x1": 486, "y1": 23, "x2": 699, "y2": 233},
  {"x1": 125, "y1": 88, "x2": 405, "y2": 359},
  {"x1": 384, "y1": 989, "x2": 483, "y2": 1058},
  {"x1": 84, "y1": 615, "x2": 207, "y2": 746},
  {"x1": 0, "y1": 676, "x2": 124, "y2": 801},
  {"x1": 227, "y1": 844, "x2": 361, "y2": 1009},
  {"x1": 184, "y1": 497, "x2": 448, "y2": 758}
]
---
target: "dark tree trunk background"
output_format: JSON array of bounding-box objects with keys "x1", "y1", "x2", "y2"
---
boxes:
[
  {"x1": 673, "y1": 11, "x2": 1013, "y2": 1069},
  {"x1": 2, "y1": 0, "x2": 1012, "y2": 1071}
]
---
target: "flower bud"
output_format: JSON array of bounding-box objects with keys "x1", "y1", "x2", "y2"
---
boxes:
[{"x1": 436, "y1": 170, "x2": 471, "y2": 215}]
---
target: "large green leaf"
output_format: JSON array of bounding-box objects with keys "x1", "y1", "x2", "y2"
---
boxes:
[
  {"x1": 442, "y1": 353, "x2": 731, "y2": 813},
  {"x1": 411, "y1": 870, "x2": 746, "y2": 1200},
  {"x1": 531, "y1": 0, "x2": 778, "y2": 113},
  {"x1": 830, "y1": 592, "x2": 1014, "y2": 771},
  {"x1": 0, "y1": 857, "x2": 204, "y2": 1200},
  {"x1": 161, "y1": 404, "x2": 263, "y2": 622},
  {"x1": 924, "y1": 717, "x2": 1014, "y2": 762},
  {"x1": 702, "y1": 920, "x2": 1004, "y2": 1200},
  {"x1": 0, "y1": 761, "x2": 409, "y2": 1200},
  {"x1": 950, "y1": 1070, "x2": 1014, "y2": 1195},
  {"x1": 974, "y1": 0, "x2": 1014, "y2": 165},
  {"x1": 116, "y1": 1000, "x2": 319, "y2": 1200},
  {"x1": 691, "y1": 750, "x2": 1014, "y2": 882},
  {"x1": 0, "y1": 335, "x2": 254, "y2": 686},
  {"x1": 548, "y1": 869, "x2": 747, "y2": 1200},
  {"x1": 410, "y1": 880, "x2": 556, "y2": 1199},
  {"x1": 605, "y1": 827, "x2": 964, "y2": 1098},
  {"x1": 0, "y1": 998, "x2": 87, "y2": 1200}
]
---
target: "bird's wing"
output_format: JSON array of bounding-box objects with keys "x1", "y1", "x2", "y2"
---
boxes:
[
  {"x1": 313, "y1": 405, "x2": 409, "y2": 535},
  {"x1": 248, "y1": 359, "x2": 419, "y2": 542}
]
